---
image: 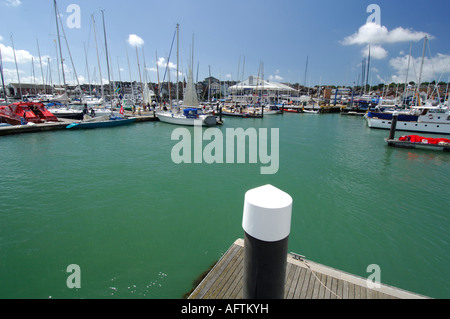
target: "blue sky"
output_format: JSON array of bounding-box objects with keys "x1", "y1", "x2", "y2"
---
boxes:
[{"x1": 1, "y1": 0, "x2": 449, "y2": 88}]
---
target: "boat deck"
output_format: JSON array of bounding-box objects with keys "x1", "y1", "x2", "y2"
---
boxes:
[{"x1": 188, "y1": 239, "x2": 428, "y2": 299}]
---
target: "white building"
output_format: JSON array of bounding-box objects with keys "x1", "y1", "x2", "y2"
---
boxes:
[{"x1": 228, "y1": 76, "x2": 297, "y2": 105}]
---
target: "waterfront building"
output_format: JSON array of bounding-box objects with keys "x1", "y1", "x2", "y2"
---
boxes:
[{"x1": 228, "y1": 76, "x2": 297, "y2": 105}]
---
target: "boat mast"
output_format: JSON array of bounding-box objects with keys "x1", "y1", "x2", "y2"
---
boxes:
[
  {"x1": 0, "y1": 47, "x2": 7, "y2": 100},
  {"x1": 403, "y1": 42, "x2": 412, "y2": 105},
  {"x1": 176, "y1": 23, "x2": 179, "y2": 106},
  {"x1": 36, "y1": 39, "x2": 46, "y2": 95},
  {"x1": 136, "y1": 46, "x2": 143, "y2": 105},
  {"x1": 101, "y1": 10, "x2": 113, "y2": 108},
  {"x1": 416, "y1": 36, "x2": 428, "y2": 105},
  {"x1": 125, "y1": 43, "x2": 135, "y2": 102},
  {"x1": 10, "y1": 34, "x2": 22, "y2": 100},
  {"x1": 84, "y1": 42, "x2": 92, "y2": 97},
  {"x1": 155, "y1": 50, "x2": 161, "y2": 105},
  {"x1": 366, "y1": 45, "x2": 371, "y2": 94},
  {"x1": 91, "y1": 14, "x2": 104, "y2": 102},
  {"x1": 54, "y1": 0, "x2": 67, "y2": 96}
]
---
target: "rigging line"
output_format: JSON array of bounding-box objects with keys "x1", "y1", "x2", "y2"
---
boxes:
[
  {"x1": 57, "y1": 3, "x2": 80, "y2": 86},
  {"x1": 162, "y1": 26, "x2": 177, "y2": 84},
  {"x1": 291, "y1": 254, "x2": 341, "y2": 299},
  {"x1": 426, "y1": 39, "x2": 438, "y2": 84},
  {"x1": 427, "y1": 40, "x2": 450, "y2": 100},
  {"x1": 300, "y1": 259, "x2": 342, "y2": 299}
]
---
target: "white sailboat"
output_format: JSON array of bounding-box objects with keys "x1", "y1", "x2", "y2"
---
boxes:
[
  {"x1": 156, "y1": 65, "x2": 218, "y2": 126},
  {"x1": 156, "y1": 27, "x2": 218, "y2": 126}
]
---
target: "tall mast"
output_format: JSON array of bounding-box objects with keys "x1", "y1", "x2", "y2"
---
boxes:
[
  {"x1": 176, "y1": 23, "x2": 179, "y2": 106},
  {"x1": 0, "y1": 47, "x2": 7, "y2": 100},
  {"x1": 92, "y1": 14, "x2": 104, "y2": 101},
  {"x1": 136, "y1": 46, "x2": 143, "y2": 104},
  {"x1": 10, "y1": 34, "x2": 22, "y2": 100},
  {"x1": 84, "y1": 42, "x2": 92, "y2": 96},
  {"x1": 417, "y1": 35, "x2": 428, "y2": 105},
  {"x1": 365, "y1": 45, "x2": 371, "y2": 93},
  {"x1": 155, "y1": 50, "x2": 161, "y2": 104},
  {"x1": 403, "y1": 42, "x2": 412, "y2": 104},
  {"x1": 125, "y1": 43, "x2": 134, "y2": 101},
  {"x1": 101, "y1": 10, "x2": 112, "y2": 107},
  {"x1": 36, "y1": 39, "x2": 45, "y2": 94},
  {"x1": 54, "y1": 0, "x2": 66, "y2": 94}
]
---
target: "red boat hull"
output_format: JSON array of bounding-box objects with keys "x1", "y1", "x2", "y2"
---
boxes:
[{"x1": 0, "y1": 102, "x2": 58, "y2": 125}]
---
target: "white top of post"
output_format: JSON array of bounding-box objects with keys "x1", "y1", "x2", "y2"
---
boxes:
[{"x1": 242, "y1": 184, "x2": 293, "y2": 242}]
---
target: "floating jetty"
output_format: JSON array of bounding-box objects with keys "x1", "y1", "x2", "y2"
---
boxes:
[
  {"x1": 188, "y1": 239, "x2": 429, "y2": 299},
  {"x1": 385, "y1": 138, "x2": 450, "y2": 152},
  {"x1": 0, "y1": 112, "x2": 158, "y2": 136}
]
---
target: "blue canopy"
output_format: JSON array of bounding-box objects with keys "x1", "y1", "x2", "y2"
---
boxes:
[{"x1": 183, "y1": 108, "x2": 198, "y2": 119}]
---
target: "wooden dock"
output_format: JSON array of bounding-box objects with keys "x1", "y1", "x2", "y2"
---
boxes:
[
  {"x1": 0, "y1": 113, "x2": 158, "y2": 136},
  {"x1": 188, "y1": 239, "x2": 428, "y2": 299}
]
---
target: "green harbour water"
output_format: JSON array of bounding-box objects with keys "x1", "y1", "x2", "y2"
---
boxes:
[{"x1": 0, "y1": 113, "x2": 448, "y2": 299}]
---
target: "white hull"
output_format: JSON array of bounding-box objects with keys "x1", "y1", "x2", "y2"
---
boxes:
[
  {"x1": 157, "y1": 112, "x2": 217, "y2": 126},
  {"x1": 366, "y1": 117, "x2": 450, "y2": 135},
  {"x1": 261, "y1": 110, "x2": 282, "y2": 115},
  {"x1": 302, "y1": 109, "x2": 319, "y2": 114}
]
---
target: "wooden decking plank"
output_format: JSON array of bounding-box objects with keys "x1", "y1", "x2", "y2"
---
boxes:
[
  {"x1": 348, "y1": 282, "x2": 355, "y2": 299},
  {"x1": 286, "y1": 266, "x2": 301, "y2": 299},
  {"x1": 189, "y1": 243, "x2": 240, "y2": 299},
  {"x1": 292, "y1": 267, "x2": 307, "y2": 299},
  {"x1": 283, "y1": 263, "x2": 295, "y2": 298},
  {"x1": 354, "y1": 284, "x2": 362, "y2": 299},
  {"x1": 299, "y1": 268, "x2": 312, "y2": 299},
  {"x1": 226, "y1": 261, "x2": 244, "y2": 299},
  {"x1": 304, "y1": 272, "x2": 318, "y2": 299},
  {"x1": 198, "y1": 245, "x2": 241, "y2": 298},
  {"x1": 216, "y1": 248, "x2": 244, "y2": 299},
  {"x1": 311, "y1": 272, "x2": 322, "y2": 299},
  {"x1": 189, "y1": 239, "x2": 429, "y2": 299},
  {"x1": 206, "y1": 246, "x2": 243, "y2": 299}
]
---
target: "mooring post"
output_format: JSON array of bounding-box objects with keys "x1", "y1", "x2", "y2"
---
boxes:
[
  {"x1": 388, "y1": 111, "x2": 399, "y2": 140},
  {"x1": 242, "y1": 184, "x2": 293, "y2": 299}
]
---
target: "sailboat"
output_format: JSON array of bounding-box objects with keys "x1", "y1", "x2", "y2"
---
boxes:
[
  {"x1": 156, "y1": 64, "x2": 218, "y2": 126},
  {"x1": 46, "y1": 0, "x2": 84, "y2": 120},
  {"x1": 156, "y1": 27, "x2": 218, "y2": 126}
]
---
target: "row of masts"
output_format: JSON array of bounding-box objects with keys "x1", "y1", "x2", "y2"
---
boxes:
[{"x1": 0, "y1": 0, "x2": 166, "y2": 105}]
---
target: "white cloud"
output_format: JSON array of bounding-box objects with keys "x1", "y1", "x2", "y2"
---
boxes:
[
  {"x1": 0, "y1": 35, "x2": 3, "y2": 42},
  {"x1": 5, "y1": 0, "x2": 22, "y2": 7},
  {"x1": 0, "y1": 43, "x2": 34, "y2": 64},
  {"x1": 127, "y1": 34, "x2": 144, "y2": 48},
  {"x1": 156, "y1": 57, "x2": 176, "y2": 70},
  {"x1": 362, "y1": 44, "x2": 388, "y2": 60},
  {"x1": 342, "y1": 22, "x2": 430, "y2": 46},
  {"x1": 389, "y1": 52, "x2": 450, "y2": 83},
  {"x1": 342, "y1": 22, "x2": 431, "y2": 63},
  {"x1": 269, "y1": 75, "x2": 283, "y2": 81}
]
